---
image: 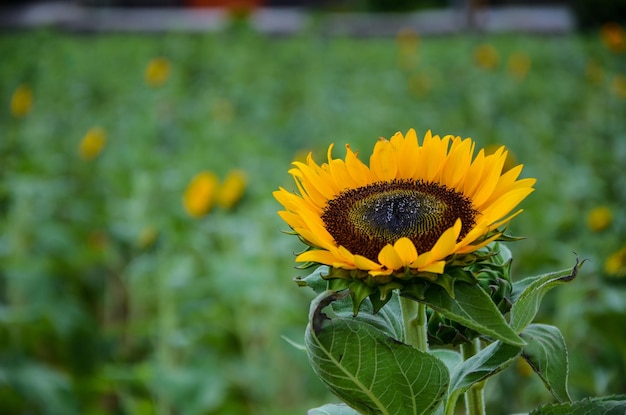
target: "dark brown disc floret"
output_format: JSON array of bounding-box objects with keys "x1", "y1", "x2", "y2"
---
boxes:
[{"x1": 321, "y1": 179, "x2": 478, "y2": 262}]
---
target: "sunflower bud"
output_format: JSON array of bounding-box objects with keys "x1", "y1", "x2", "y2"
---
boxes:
[{"x1": 427, "y1": 244, "x2": 513, "y2": 346}]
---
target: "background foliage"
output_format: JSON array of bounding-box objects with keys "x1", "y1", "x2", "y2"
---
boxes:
[{"x1": 1, "y1": 20, "x2": 625, "y2": 415}]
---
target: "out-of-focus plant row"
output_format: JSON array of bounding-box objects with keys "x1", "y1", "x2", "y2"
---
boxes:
[{"x1": 0, "y1": 23, "x2": 625, "y2": 414}]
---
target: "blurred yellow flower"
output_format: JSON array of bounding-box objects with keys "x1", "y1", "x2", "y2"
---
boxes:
[
  {"x1": 407, "y1": 72, "x2": 432, "y2": 97},
  {"x1": 216, "y1": 169, "x2": 247, "y2": 210},
  {"x1": 87, "y1": 230, "x2": 109, "y2": 252},
  {"x1": 605, "y1": 245, "x2": 626, "y2": 278},
  {"x1": 10, "y1": 84, "x2": 33, "y2": 117},
  {"x1": 211, "y1": 97, "x2": 235, "y2": 122},
  {"x1": 516, "y1": 357, "x2": 534, "y2": 377},
  {"x1": 137, "y1": 226, "x2": 159, "y2": 249},
  {"x1": 396, "y1": 28, "x2": 420, "y2": 70},
  {"x1": 145, "y1": 57, "x2": 171, "y2": 87},
  {"x1": 585, "y1": 59, "x2": 604, "y2": 86},
  {"x1": 396, "y1": 27, "x2": 420, "y2": 50},
  {"x1": 587, "y1": 206, "x2": 612, "y2": 232},
  {"x1": 600, "y1": 22, "x2": 626, "y2": 53},
  {"x1": 506, "y1": 51, "x2": 531, "y2": 81},
  {"x1": 474, "y1": 43, "x2": 500, "y2": 70},
  {"x1": 79, "y1": 127, "x2": 107, "y2": 160},
  {"x1": 183, "y1": 171, "x2": 219, "y2": 218},
  {"x1": 611, "y1": 74, "x2": 626, "y2": 99}
]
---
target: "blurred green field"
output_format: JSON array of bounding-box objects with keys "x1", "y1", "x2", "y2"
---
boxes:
[{"x1": 1, "y1": 24, "x2": 625, "y2": 415}]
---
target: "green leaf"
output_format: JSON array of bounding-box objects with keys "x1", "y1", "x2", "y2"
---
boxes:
[
  {"x1": 294, "y1": 265, "x2": 331, "y2": 294},
  {"x1": 306, "y1": 291, "x2": 449, "y2": 415},
  {"x1": 521, "y1": 324, "x2": 571, "y2": 403},
  {"x1": 510, "y1": 257, "x2": 583, "y2": 332},
  {"x1": 445, "y1": 340, "x2": 521, "y2": 412},
  {"x1": 407, "y1": 282, "x2": 525, "y2": 347},
  {"x1": 430, "y1": 349, "x2": 463, "y2": 374},
  {"x1": 529, "y1": 395, "x2": 626, "y2": 415},
  {"x1": 308, "y1": 403, "x2": 362, "y2": 415}
]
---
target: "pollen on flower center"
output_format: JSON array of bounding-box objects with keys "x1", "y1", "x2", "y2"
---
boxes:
[{"x1": 322, "y1": 179, "x2": 478, "y2": 262}]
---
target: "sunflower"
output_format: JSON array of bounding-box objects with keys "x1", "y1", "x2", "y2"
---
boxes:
[{"x1": 274, "y1": 129, "x2": 535, "y2": 283}]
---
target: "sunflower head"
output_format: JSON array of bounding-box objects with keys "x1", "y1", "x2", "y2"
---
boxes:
[{"x1": 275, "y1": 129, "x2": 535, "y2": 310}]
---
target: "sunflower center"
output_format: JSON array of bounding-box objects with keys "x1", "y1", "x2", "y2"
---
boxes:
[{"x1": 322, "y1": 179, "x2": 478, "y2": 262}]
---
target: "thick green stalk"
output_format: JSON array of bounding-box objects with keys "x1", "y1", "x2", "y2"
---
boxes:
[
  {"x1": 461, "y1": 339, "x2": 486, "y2": 415},
  {"x1": 399, "y1": 296, "x2": 429, "y2": 352}
]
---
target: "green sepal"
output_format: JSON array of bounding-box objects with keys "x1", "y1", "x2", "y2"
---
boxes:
[
  {"x1": 397, "y1": 278, "x2": 429, "y2": 301},
  {"x1": 495, "y1": 232, "x2": 526, "y2": 242},
  {"x1": 328, "y1": 278, "x2": 351, "y2": 292},
  {"x1": 294, "y1": 265, "x2": 330, "y2": 293},
  {"x1": 447, "y1": 249, "x2": 497, "y2": 267},
  {"x1": 430, "y1": 272, "x2": 458, "y2": 299},
  {"x1": 348, "y1": 281, "x2": 376, "y2": 316},
  {"x1": 377, "y1": 281, "x2": 403, "y2": 301},
  {"x1": 368, "y1": 292, "x2": 390, "y2": 314},
  {"x1": 367, "y1": 282, "x2": 402, "y2": 313}
]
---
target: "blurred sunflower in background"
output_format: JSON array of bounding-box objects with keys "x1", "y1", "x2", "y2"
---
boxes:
[
  {"x1": 587, "y1": 206, "x2": 612, "y2": 232},
  {"x1": 274, "y1": 129, "x2": 535, "y2": 283},
  {"x1": 10, "y1": 84, "x2": 33, "y2": 118},
  {"x1": 183, "y1": 171, "x2": 219, "y2": 218},
  {"x1": 216, "y1": 169, "x2": 247, "y2": 210},
  {"x1": 145, "y1": 57, "x2": 171, "y2": 87},
  {"x1": 79, "y1": 127, "x2": 107, "y2": 160},
  {"x1": 605, "y1": 245, "x2": 626, "y2": 279}
]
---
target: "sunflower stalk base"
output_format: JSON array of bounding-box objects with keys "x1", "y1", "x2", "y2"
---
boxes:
[
  {"x1": 461, "y1": 339, "x2": 486, "y2": 415},
  {"x1": 400, "y1": 296, "x2": 429, "y2": 352}
]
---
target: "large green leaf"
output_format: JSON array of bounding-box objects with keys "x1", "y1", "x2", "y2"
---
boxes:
[
  {"x1": 521, "y1": 324, "x2": 571, "y2": 403},
  {"x1": 308, "y1": 403, "x2": 362, "y2": 415},
  {"x1": 530, "y1": 395, "x2": 626, "y2": 414},
  {"x1": 444, "y1": 341, "x2": 521, "y2": 413},
  {"x1": 406, "y1": 282, "x2": 525, "y2": 347},
  {"x1": 510, "y1": 257, "x2": 583, "y2": 332},
  {"x1": 305, "y1": 291, "x2": 449, "y2": 415}
]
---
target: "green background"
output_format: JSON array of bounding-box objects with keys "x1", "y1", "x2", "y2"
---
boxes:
[{"x1": 1, "y1": 22, "x2": 625, "y2": 414}]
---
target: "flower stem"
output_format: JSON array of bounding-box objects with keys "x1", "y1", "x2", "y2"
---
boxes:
[
  {"x1": 461, "y1": 338, "x2": 486, "y2": 415},
  {"x1": 399, "y1": 296, "x2": 428, "y2": 352}
]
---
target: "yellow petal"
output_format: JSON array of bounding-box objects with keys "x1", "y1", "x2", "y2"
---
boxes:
[
  {"x1": 418, "y1": 260, "x2": 446, "y2": 274},
  {"x1": 354, "y1": 254, "x2": 383, "y2": 271},
  {"x1": 456, "y1": 232, "x2": 501, "y2": 254},
  {"x1": 378, "y1": 244, "x2": 404, "y2": 270},
  {"x1": 370, "y1": 138, "x2": 398, "y2": 181},
  {"x1": 397, "y1": 129, "x2": 420, "y2": 179},
  {"x1": 429, "y1": 219, "x2": 462, "y2": 259},
  {"x1": 394, "y1": 237, "x2": 418, "y2": 263},
  {"x1": 472, "y1": 148, "x2": 507, "y2": 208},
  {"x1": 463, "y1": 149, "x2": 486, "y2": 197},
  {"x1": 293, "y1": 159, "x2": 338, "y2": 201},
  {"x1": 480, "y1": 187, "x2": 535, "y2": 224},
  {"x1": 277, "y1": 210, "x2": 305, "y2": 229},
  {"x1": 442, "y1": 136, "x2": 473, "y2": 189},
  {"x1": 297, "y1": 249, "x2": 343, "y2": 266},
  {"x1": 345, "y1": 144, "x2": 373, "y2": 186},
  {"x1": 424, "y1": 133, "x2": 451, "y2": 182}
]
